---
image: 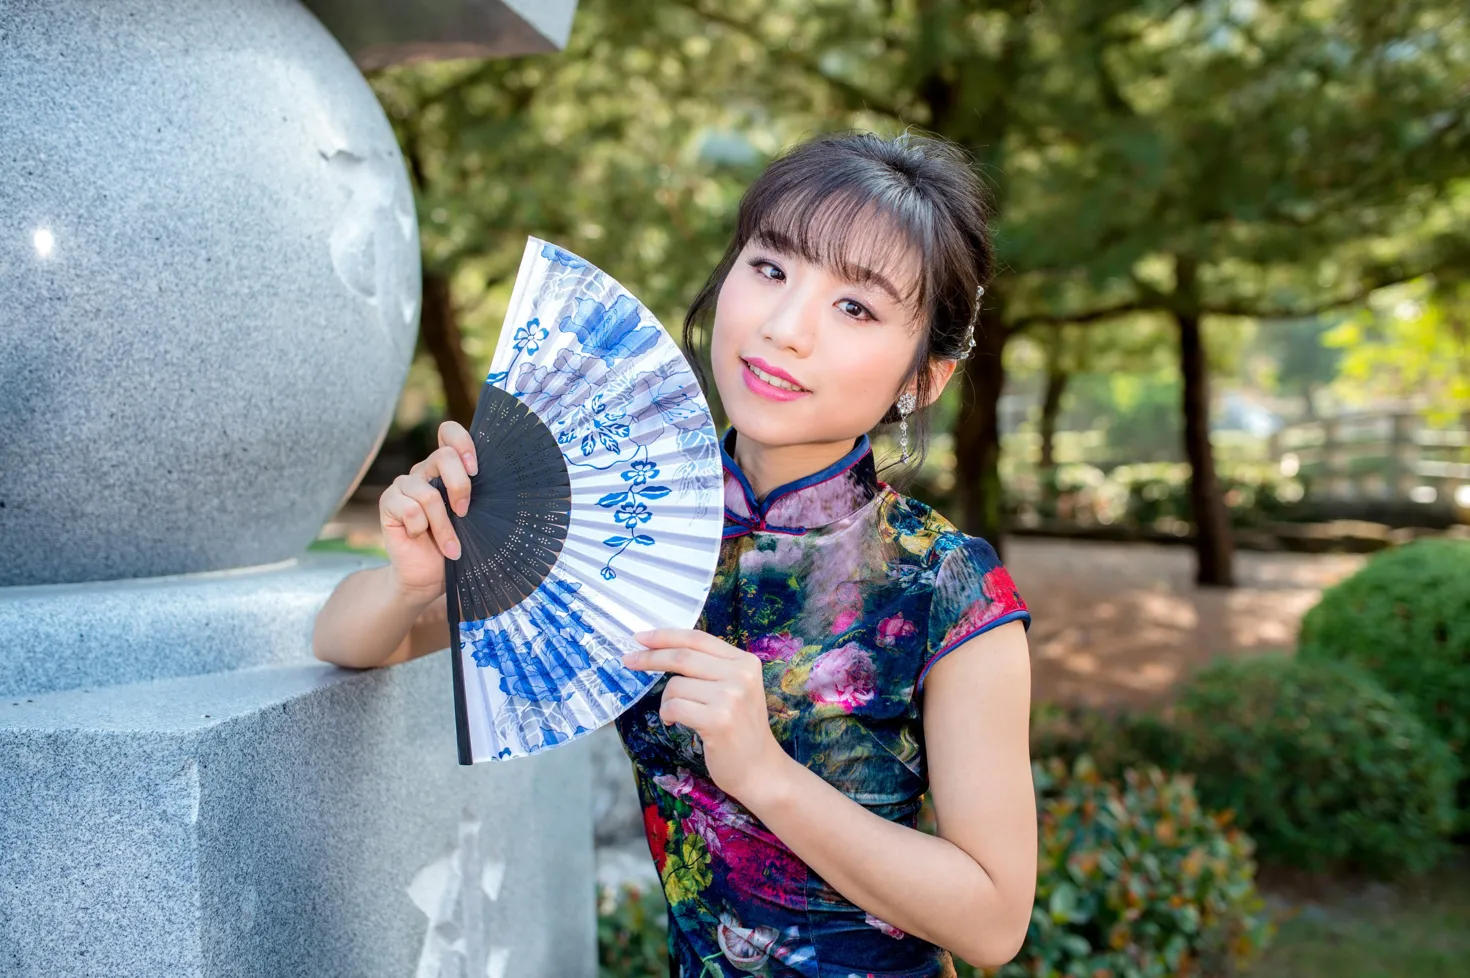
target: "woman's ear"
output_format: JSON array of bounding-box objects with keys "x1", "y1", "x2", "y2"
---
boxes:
[{"x1": 919, "y1": 358, "x2": 959, "y2": 409}]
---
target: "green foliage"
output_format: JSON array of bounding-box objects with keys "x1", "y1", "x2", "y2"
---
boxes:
[
  {"x1": 1325, "y1": 278, "x2": 1470, "y2": 427},
  {"x1": 1101, "y1": 374, "x2": 1185, "y2": 464},
  {"x1": 1030, "y1": 703, "x2": 1186, "y2": 783},
  {"x1": 1298, "y1": 538, "x2": 1470, "y2": 826},
  {"x1": 986, "y1": 756, "x2": 1272, "y2": 978},
  {"x1": 305, "y1": 538, "x2": 387, "y2": 559},
  {"x1": 597, "y1": 882, "x2": 668, "y2": 978},
  {"x1": 1175, "y1": 654, "x2": 1460, "y2": 877}
]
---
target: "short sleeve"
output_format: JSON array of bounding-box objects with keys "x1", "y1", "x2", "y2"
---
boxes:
[{"x1": 918, "y1": 536, "x2": 1030, "y2": 692}]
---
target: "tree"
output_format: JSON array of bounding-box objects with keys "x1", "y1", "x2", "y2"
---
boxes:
[
  {"x1": 370, "y1": 0, "x2": 1470, "y2": 587},
  {"x1": 1000, "y1": 0, "x2": 1470, "y2": 583}
]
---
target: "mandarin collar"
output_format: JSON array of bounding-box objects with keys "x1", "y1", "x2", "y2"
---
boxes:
[{"x1": 720, "y1": 428, "x2": 879, "y2": 538}]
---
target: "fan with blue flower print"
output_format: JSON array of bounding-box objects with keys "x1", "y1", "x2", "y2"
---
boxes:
[{"x1": 434, "y1": 237, "x2": 724, "y2": 764}]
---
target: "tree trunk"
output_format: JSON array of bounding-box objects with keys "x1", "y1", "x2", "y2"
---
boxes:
[
  {"x1": 420, "y1": 270, "x2": 478, "y2": 428},
  {"x1": 1039, "y1": 365, "x2": 1068, "y2": 470},
  {"x1": 953, "y1": 302, "x2": 1010, "y2": 552},
  {"x1": 1175, "y1": 257, "x2": 1235, "y2": 587},
  {"x1": 1038, "y1": 361, "x2": 1068, "y2": 520}
]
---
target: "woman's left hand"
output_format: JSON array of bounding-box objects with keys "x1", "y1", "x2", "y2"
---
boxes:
[{"x1": 623, "y1": 628, "x2": 791, "y2": 805}]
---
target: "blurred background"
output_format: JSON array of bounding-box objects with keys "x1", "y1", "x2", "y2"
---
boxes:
[{"x1": 313, "y1": 2, "x2": 1470, "y2": 976}]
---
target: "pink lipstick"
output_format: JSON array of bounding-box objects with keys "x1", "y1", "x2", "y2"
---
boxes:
[{"x1": 741, "y1": 357, "x2": 811, "y2": 402}]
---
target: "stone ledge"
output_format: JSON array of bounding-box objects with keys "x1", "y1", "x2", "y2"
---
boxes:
[
  {"x1": 0, "y1": 553, "x2": 381, "y2": 699},
  {"x1": 0, "y1": 657, "x2": 596, "y2": 978}
]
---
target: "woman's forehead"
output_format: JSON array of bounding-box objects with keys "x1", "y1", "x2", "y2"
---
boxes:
[{"x1": 750, "y1": 202, "x2": 924, "y2": 305}]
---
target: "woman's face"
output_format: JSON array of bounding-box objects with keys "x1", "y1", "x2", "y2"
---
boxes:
[{"x1": 709, "y1": 229, "x2": 934, "y2": 452}]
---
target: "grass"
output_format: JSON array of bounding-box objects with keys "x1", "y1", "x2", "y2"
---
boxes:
[
  {"x1": 306, "y1": 536, "x2": 386, "y2": 558},
  {"x1": 1248, "y1": 850, "x2": 1470, "y2": 978}
]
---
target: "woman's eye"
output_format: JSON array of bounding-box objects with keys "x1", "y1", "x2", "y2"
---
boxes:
[
  {"x1": 749, "y1": 259, "x2": 785, "y2": 282},
  {"x1": 837, "y1": 298, "x2": 875, "y2": 320}
]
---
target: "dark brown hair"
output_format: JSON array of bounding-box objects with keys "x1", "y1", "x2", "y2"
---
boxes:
[{"x1": 682, "y1": 129, "x2": 994, "y2": 477}]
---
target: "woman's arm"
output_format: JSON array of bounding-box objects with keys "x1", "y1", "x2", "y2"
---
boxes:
[
  {"x1": 745, "y1": 620, "x2": 1036, "y2": 966},
  {"x1": 311, "y1": 565, "x2": 451, "y2": 669}
]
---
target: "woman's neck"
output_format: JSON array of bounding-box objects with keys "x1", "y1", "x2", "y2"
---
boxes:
[{"x1": 731, "y1": 431, "x2": 858, "y2": 501}]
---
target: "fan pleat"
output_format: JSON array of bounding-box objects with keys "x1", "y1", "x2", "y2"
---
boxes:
[
  {"x1": 542, "y1": 557, "x2": 667, "y2": 635},
  {"x1": 553, "y1": 540, "x2": 708, "y2": 614},
  {"x1": 561, "y1": 525, "x2": 720, "y2": 579}
]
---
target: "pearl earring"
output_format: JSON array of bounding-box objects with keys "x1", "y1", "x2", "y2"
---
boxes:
[{"x1": 897, "y1": 391, "x2": 917, "y2": 463}]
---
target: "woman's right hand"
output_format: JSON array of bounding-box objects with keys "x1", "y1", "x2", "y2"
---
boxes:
[{"x1": 378, "y1": 420, "x2": 479, "y2": 599}]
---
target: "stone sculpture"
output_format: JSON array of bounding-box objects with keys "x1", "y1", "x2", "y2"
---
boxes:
[{"x1": 0, "y1": 2, "x2": 590, "y2": 975}]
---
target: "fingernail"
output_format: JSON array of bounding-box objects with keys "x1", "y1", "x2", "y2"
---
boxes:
[
  {"x1": 446, "y1": 540, "x2": 461, "y2": 560},
  {"x1": 632, "y1": 631, "x2": 651, "y2": 643},
  {"x1": 455, "y1": 498, "x2": 468, "y2": 517},
  {"x1": 462, "y1": 452, "x2": 478, "y2": 476}
]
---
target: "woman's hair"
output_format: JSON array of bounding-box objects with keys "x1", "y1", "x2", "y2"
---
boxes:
[{"x1": 682, "y1": 129, "x2": 995, "y2": 478}]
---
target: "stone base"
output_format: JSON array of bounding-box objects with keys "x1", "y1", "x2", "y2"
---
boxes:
[
  {"x1": 0, "y1": 655, "x2": 595, "y2": 978},
  {"x1": 0, "y1": 553, "x2": 596, "y2": 977},
  {"x1": 0, "y1": 553, "x2": 384, "y2": 698}
]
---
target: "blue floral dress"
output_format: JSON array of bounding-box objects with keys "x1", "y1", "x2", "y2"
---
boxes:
[{"x1": 616, "y1": 430, "x2": 1031, "y2": 978}]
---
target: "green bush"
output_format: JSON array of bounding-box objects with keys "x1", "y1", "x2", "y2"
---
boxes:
[
  {"x1": 1030, "y1": 703, "x2": 1186, "y2": 782},
  {"x1": 982, "y1": 756, "x2": 1272, "y2": 978},
  {"x1": 1175, "y1": 654, "x2": 1460, "y2": 877},
  {"x1": 597, "y1": 882, "x2": 667, "y2": 978},
  {"x1": 1298, "y1": 538, "x2": 1470, "y2": 825}
]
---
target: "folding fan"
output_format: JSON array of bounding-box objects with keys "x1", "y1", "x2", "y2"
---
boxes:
[{"x1": 432, "y1": 237, "x2": 725, "y2": 765}]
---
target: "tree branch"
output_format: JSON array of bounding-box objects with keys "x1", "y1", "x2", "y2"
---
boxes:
[
  {"x1": 1010, "y1": 258, "x2": 1457, "y2": 334},
  {"x1": 1009, "y1": 299, "x2": 1152, "y2": 332}
]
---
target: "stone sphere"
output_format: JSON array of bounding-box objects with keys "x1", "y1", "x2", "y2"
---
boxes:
[{"x1": 0, "y1": 0, "x2": 421, "y2": 585}]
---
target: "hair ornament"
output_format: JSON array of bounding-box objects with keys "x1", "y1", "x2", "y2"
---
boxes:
[{"x1": 959, "y1": 284, "x2": 984, "y2": 359}]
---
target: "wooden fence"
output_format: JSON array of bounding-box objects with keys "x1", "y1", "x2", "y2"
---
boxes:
[{"x1": 1268, "y1": 411, "x2": 1470, "y2": 510}]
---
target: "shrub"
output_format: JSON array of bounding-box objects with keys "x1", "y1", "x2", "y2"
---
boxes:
[
  {"x1": 597, "y1": 882, "x2": 667, "y2": 978},
  {"x1": 1175, "y1": 654, "x2": 1459, "y2": 877},
  {"x1": 980, "y1": 756, "x2": 1272, "y2": 978},
  {"x1": 1297, "y1": 538, "x2": 1470, "y2": 825},
  {"x1": 1030, "y1": 703, "x2": 1186, "y2": 782}
]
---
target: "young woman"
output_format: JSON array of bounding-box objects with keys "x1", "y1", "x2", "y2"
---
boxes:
[{"x1": 313, "y1": 131, "x2": 1037, "y2": 977}]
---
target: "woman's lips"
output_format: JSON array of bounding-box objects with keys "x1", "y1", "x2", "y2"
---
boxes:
[{"x1": 741, "y1": 358, "x2": 811, "y2": 402}]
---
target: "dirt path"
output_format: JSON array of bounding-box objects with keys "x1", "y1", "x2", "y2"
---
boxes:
[
  {"x1": 1005, "y1": 537, "x2": 1364, "y2": 708},
  {"x1": 323, "y1": 501, "x2": 1366, "y2": 709}
]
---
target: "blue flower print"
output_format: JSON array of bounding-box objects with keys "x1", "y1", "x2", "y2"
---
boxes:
[
  {"x1": 487, "y1": 317, "x2": 547, "y2": 384},
  {"x1": 622, "y1": 460, "x2": 660, "y2": 485},
  {"x1": 514, "y1": 320, "x2": 549, "y2": 355},
  {"x1": 559, "y1": 293, "x2": 659, "y2": 368},
  {"x1": 467, "y1": 580, "x2": 597, "y2": 702},
  {"x1": 616, "y1": 501, "x2": 652, "y2": 529},
  {"x1": 541, "y1": 242, "x2": 588, "y2": 269}
]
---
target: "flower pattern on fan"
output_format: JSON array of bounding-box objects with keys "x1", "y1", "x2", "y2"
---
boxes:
[
  {"x1": 559, "y1": 292, "x2": 660, "y2": 368},
  {"x1": 485, "y1": 317, "x2": 548, "y2": 385},
  {"x1": 596, "y1": 450, "x2": 674, "y2": 580},
  {"x1": 541, "y1": 241, "x2": 587, "y2": 269},
  {"x1": 465, "y1": 579, "x2": 594, "y2": 701}
]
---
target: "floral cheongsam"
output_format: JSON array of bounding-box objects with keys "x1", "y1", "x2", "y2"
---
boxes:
[{"x1": 616, "y1": 430, "x2": 1031, "y2": 978}]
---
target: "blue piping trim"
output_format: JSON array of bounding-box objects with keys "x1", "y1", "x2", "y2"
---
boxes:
[
  {"x1": 718, "y1": 427, "x2": 873, "y2": 522},
  {"x1": 915, "y1": 610, "x2": 1032, "y2": 693}
]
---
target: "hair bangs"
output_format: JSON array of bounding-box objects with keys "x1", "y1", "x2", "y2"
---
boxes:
[{"x1": 738, "y1": 171, "x2": 940, "y2": 321}]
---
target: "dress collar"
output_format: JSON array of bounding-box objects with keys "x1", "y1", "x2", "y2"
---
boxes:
[{"x1": 720, "y1": 428, "x2": 880, "y2": 538}]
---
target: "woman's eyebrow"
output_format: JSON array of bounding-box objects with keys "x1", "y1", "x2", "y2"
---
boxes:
[
  {"x1": 841, "y1": 263, "x2": 903, "y2": 305},
  {"x1": 750, "y1": 228, "x2": 906, "y2": 304}
]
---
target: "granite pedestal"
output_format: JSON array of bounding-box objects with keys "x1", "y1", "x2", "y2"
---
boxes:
[{"x1": 1, "y1": 0, "x2": 593, "y2": 974}]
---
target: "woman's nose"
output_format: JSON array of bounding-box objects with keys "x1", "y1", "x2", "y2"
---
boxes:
[{"x1": 760, "y1": 288, "x2": 818, "y2": 356}]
